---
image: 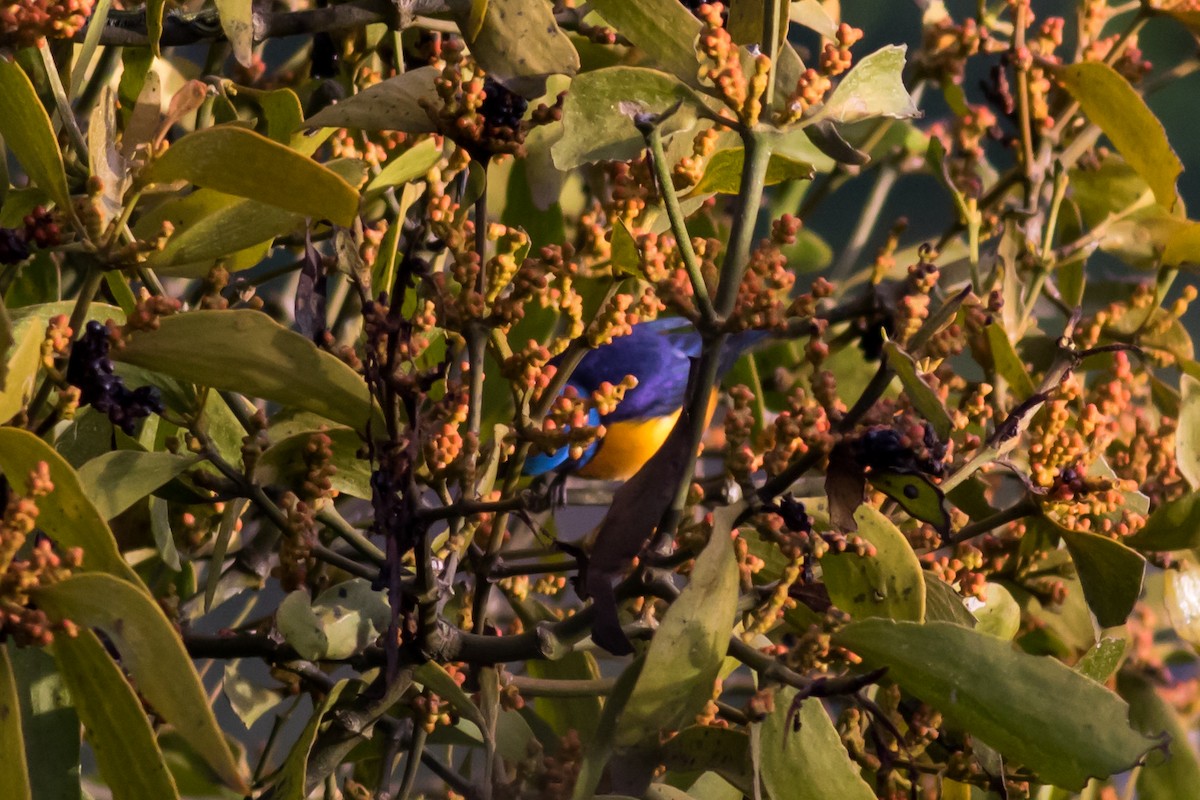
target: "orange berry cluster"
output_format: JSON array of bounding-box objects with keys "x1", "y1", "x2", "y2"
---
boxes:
[
  {"x1": 1, "y1": 0, "x2": 92, "y2": 48},
  {"x1": 0, "y1": 463, "x2": 82, "y2": 647}
]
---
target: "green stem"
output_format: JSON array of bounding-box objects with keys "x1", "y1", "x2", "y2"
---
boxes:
[
  {"x1": 644, "y1": 125, "x2": 717, "y2": 329},
  {"x1": 397, "y1": 723, "x2": 428, "y2": 800},
  {"x1": 762, "y1": 0, "x2": 781, "y2": 108},
  {"x1": 947, "y1": 497, "x2": 1039, "y2": 546},
  {"x1": 67, "y1": 266, "x2": 104, "y2": 335},
  {"x1": 510, "y1": 676, "x2": 615, "y2": 697},
  {"x1": 317, "y1": 507, "x2": 386, "y2": 564},
  {"x1": 37, "y1": 41, "x2": 89, "y2": 164},
  {"x1": 658, "y1": 131, "x2": 772, "y2": 537},
  {"x1": 466, "y1": 159, "x2": 490, "y2": 444},
  {"x1": 966, "y1": 196, "x2": 982, "y2": 293},
  {"x1": 1040, "y1": 162, "x2": 1068, "y2": 264},
  {"x1": 713, "y1": 132, "x2": 771, "y2": 318},
  {"x1": 1012, "y1": 1, "x2": 1036, "y2": 196},
  {"x1": 648, "y1": 124, "x2": 710, "y2": 328},
  {"x1": 69, "y1": 0, "x2": 114, "y2": 96}
]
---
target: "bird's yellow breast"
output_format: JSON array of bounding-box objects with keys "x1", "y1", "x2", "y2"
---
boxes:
[
  {"x1": 575, "y1": 411, "x2": 682, "y2": 481},
  {"x1": 575, "y1": 389, "x2": 720, "y2": 481}
]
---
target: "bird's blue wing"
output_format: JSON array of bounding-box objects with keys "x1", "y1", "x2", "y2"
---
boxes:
[
  {"x1": 523, "y1": 402, "x2": 602, "y2": 476},
  {"x1": 521, "y1": 320, "x2": 771, "y2": 476}
]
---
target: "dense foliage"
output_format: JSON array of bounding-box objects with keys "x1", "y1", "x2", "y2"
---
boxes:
[{"x1": 4, "y1": 0, "x2": 1200, "y2": 798}]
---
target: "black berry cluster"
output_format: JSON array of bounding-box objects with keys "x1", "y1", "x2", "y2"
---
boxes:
[
  {"x1": 66, "y1": 322, "x2": 164, "y2": 434},
  {"x1": 777, "y1": 495, "x2": 813, "y2": 534},
  {"x1": 479, "y1": 77, "x2": 529, "y2": 145},
  {"x1": 0, "y1": 228, "x2": 29, "y2": 264},
  {"x1": 850, "y1": 423, "x2": 947, "y2": 477},
  {"x1": 0, "y1": 206, "x2": 60, "y2": 265}
]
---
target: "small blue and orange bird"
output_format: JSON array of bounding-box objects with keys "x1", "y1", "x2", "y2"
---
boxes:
[{"x1": 524, "y1": 319, "x2": 767, "y2": 480}]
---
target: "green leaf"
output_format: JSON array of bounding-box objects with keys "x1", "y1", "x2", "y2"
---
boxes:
[
  {"x1": 414, "y1": 661, "x2": 489, "y2": 734},
  {"x1": 8, "y1": 646, "x2": 80, "y2": 800},
  {"x1": 449, "y1": 0, "x2": 579, "y2": 94},
  {"x1": 883, "y1": 340, "x2": 951, "y2": 440},
  {"x1": 52, "y1": 629, "x2": 180, "y2": 800},
  {"x1": 986, "y1": 323, "x2": 1036, "y2": 401},
  {"x1": 1047, "y1": 515, "x2": 1132, "y2": 598},
  {"x1": 1176, "y1": 372, "x2": 1200, "y2": 489},
  {"x1": 1118, "y1": 671, "x2": 1200, "y2": 800},
  {"x1": 222, "y1": 660, "x2": 283, "y2": 730},
  {"x1": 4, "y1": 304, "x2": 124, "y2": 428},
  {"x1": 145, "y1": 0, "x2": 166, "y2": 55},
  {"x1": 1105, "y1": 305, "x2": 1194, "y2": 363},
  {"x1": 1165, "y1": 563, "x2": 1200, "y2": 648},
  {"x1": 502, "y1": 129, "x2": 566, "y2": 248},
  {"x1": 214, "y1": 0, "x2": 254, "y2": 67},
  {"x1": 552, "y1": 67, "x2": 705, "y2": 171},
  {"x1": 76, "y1": 450, "x2": 200, "y2": 521},
  {"x1": 922, "y1": 573, "x2": 977, "y2": 627},
  {"x1": 255, "y1": 427, "x2": 371, "y2": 499},
  {"x1": 606, "y1": 220, "x2": 641, "y2": 282},
  {"x1": 464, "y1": 0, "x2": 487, "y2": 38},
  {"x1": 835, "y1": 619, "x2": 1157, "y2": 791},
  {"x1": 113, "y1": 309, "x2": 382, "y2": 432},
  {"x1": 615, "y1": 506, "x2": 739, "y2": 747},
  {"x1": 0, "y1": 305, "x2": 47, "y2": 424},
  {"x1": 0, "y1": 59, "x2": 72, "y2": 216},
  {"x1": 303, "y1": 67, "x2": 441, "y2": 134},
  {"x1": 270, "y1": 679, "x2": 348, "y2": 800},
  {"x1": 588, "y1": 0, "x2": 703, "y2": 87},
  {"x1": 820, "y1": 504, "x2": 926, "y2": 622},
  {"x1": 689, "y1": 148, "x2": 815, "y2": 196},
  {"x1": 868, "y1": 471, "x2": 950, "y2": 537},
  {"x1": 571, "y1": 658, "x2": 643, "y2": 800},
  {"x1": 366, "y1": 137, "x2": 442, "y2": 194},
  {"x1": 0, "y1": 427, "x2": 140, "y2": 584},
  {"x1": 1055, "y1": 61, "x2": 1181, "y2": 209},
  {"x1": 1160, "y1": 5, "x2": 1200, "y2": 33},
  {"x1": 142, "y1": 193, "x2": 296, "y2": 275},
  {"x1": 275, "y1": 579, "x2": 389, "y2": 660},
  {"x1": 204, "y1": 497, "x2": 247, "y2": 612},
  {"x1": 970, "y1": 582, "x2": 1020, "y2": 640},
  {"x1": 661, "y1": 727, "x2": 754, "y2": 797},
  {"x1": 145, "y1": 126, "x2": 360, "y2": 226},
  {"x1": 35, "y1": 574, "x2": 249, "y2": 793},
  {"x1": 148, "y1": 496, "x2": 182, "y2": 571},
  {"x1": 810, "y1": 45, "x2": 920, "y2": 126},
  {"x1": 790, "y1": 0, "x2": 838, "y2": 37},
  {"x1": 1076, "y1": 637, "x2": 1127, "y2": 684},
  {"x1": 1036, "y1": 518, "x2": 1145, "y2": 628},
  {"x1": 70, "y1": 0, "x2": 114, "y2": 96},
  {"x1": 0, "y1": 646, "x2": 32, "y2": 800},
  {"x1": 761, "y1": 688, "x2": 875, "y2": 800},
  {"x1": 1161, "y1": 220, "x2": 1200, "y2": 267},
  {"x1": 138, "y1": 156, "x2": 366, "y2": 276},
  {"x1": 223, "y1": 84, "x2": 305, "y2": 144}
]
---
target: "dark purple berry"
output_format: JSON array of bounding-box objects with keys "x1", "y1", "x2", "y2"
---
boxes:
[
  {"x1": 66, "y1": 321, "x2": 162, "y2": 434},
  {"x1": 0, "y1": 228, "x2": 30, "y2": 265},
  {"x1": 777, "y1": 496, "x2": 812, "y2": 534},
  {"x1": 479, "y1": 77, "x2": 528, "y2": 138}
]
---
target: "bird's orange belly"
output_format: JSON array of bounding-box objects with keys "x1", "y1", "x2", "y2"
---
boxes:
[{"x1": 575, "y1": 389, "x2": 720, "y2": 481}]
